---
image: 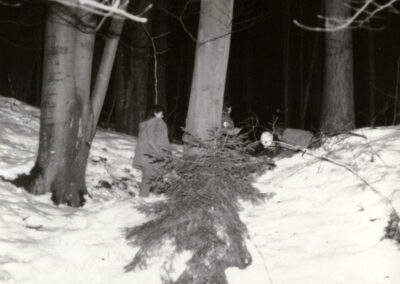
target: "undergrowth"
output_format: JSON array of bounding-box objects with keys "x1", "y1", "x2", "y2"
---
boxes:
[
  {"x1": 125, "y1": 131, "x2": 275, "y2": 283},
  {"x1": 384, "y1": 210, "x2": 400, "y2": 245}
]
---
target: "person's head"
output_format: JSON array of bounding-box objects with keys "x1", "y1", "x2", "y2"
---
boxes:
[
  {"x1": 260, "y1": 131, "x2": 273, "y2": 148},
  {"x1": 149, "y1": 104, "x2": 165, "y2": 119},
  {"x1": 223, "y1": 104, "x2": 232, "y2": 114}
]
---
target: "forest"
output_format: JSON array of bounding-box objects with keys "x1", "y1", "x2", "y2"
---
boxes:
[
  {"x1": 1, "y1": 1, "x2": 400, "y2": 282},
  {"x1": 0, "y1": 1, "x2": 399, "y2": 200},
  {"x1": 2, "y1": 0, "x2": 400, "y2": 138}
]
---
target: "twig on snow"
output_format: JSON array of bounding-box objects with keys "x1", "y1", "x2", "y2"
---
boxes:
[{"x1": 274, "y1": 141, "x2": 393, "y2": 207}]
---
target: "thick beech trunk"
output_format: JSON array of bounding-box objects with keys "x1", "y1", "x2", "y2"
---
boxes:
[
  {"x1": 24, "y1": 3, "x2": 126, "y2": 207},
  {"x1": 320, "y1": 0, "x2": 355, "y2": 133},
  {"x1": 27, "y1": 4, "x2": 94, "y2": 206},
  {"x1": 185, "y1": 0, "x2": 234, "y2": 142}
]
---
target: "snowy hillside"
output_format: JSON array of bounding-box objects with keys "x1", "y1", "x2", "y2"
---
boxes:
[{"x1": 0, "y1": 96, "x2": 399, "y2": 284}]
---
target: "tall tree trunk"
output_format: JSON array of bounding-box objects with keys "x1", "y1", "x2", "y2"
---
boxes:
[
  {"x1": 24, "y1": 3, "x2": 127, "y2": 207},
  {"x1": 0, "y1": 3, "x2": 44, "y2": 105},
  {"x1": 300, "y1": 33, "x2": 320, "y2": 128},
  {"x1": 112, "y1": 46, "x2": 127, "y2": 127},
  {"x1": 150, "y1": 1, "x2": 169, "y2": 107},
  {"x1": 31, "y1": 22, "x2": 44, "y2": 108},
  {"x1": 244, "y1": 36, "x2": 255, "y2": 119},
  {"x1": 282, "y1": 0, "x2": 292, "y2": 127},
  {"x1": 170, "y1": 42, "x2": 187, "y2": 140},
  {"x1": 395, "y1": 58, "x2": 400, "y2": 125},
  {"x1": 27, "y1": 4, "x2": 94, "y2": 206},
  {"x1": 114, "y1": 0, "x2": 152, "y2": 135},
  {"x1": 320, "y1": 0, "x2": 355, "y2": 133},
  {"x1": 368, "y1": 30, "x2": 376, "y2": 126},
  {"x1": 185, "y1": 0, "x2": 234, "y2": 143},
  {"x1": 92, "y1": 14, "x2": 126, "y2": 133},
  {"x1": 7, "y1": 50, "x2": 36, "y2": 102}
]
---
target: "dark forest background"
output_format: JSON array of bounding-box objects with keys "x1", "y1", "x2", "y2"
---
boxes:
[{"x1": 1, "y1": 0, "x2": 400, "y2": 141}]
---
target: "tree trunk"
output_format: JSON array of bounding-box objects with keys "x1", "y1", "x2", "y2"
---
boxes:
[
  {"x1": 0, "y1": 3, "x2": 44, "y2": 105},
  {"x1": 297, "y1": 0, "x2": 305, "y2": 129},
  {"x1": 320, "y1": 0, "x2": 355, "y2": 134},
  {"x1": 185, "y1": 0, "x2": 234, "y2": 143},
  {"x1": 91, "y1": 14, "x2": 126, "y2": 132},
  {"x1": 282, "y1": 0, "x2": 292, "y2": 127},
  {"x1": 26, "y1": 4, "x2": 94, "y2": 206},
  {"x1": 150, "y1": 1, "x2": 169, "y2": 107},
  {"x1": 170, "y1": 42, "x2": 187, "y2": 140},
  {"x1": 244, "y1": 37, "x2": 255, "y2": 119},
  {"x1": 300, "y1": 33, "x2": 320, "y2": 128},
  {"x1": 24, "y1": 3, "x2": 127, "y2": 207},
  {"x1": 114, "y1": 0, "x2": 152, "y2": 135},
  {"x1": 368, "y1": 30, "x2": 376, "y2": 126}
]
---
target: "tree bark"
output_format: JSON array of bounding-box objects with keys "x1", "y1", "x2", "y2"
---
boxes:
[
  {"x1": 367, "y1": 30, "x2": 376, "y2": 126},
  {"x1": 300, "y1": 33, "x2": 320, "y2": 129},
  {"x1": 114, "y1": 0, "x2": 153, "y2": 135},
  {"x1": 150, "y1": 0, "x2": 169, "y2": 107},
  {"x1": 282, "y1": 0, "x2": 292, "y2": 127},
  {"x1": 185, "y1": 0, "x2": 234, "y2": 143},
  {"x1": 24, "y1": 3, "x2": 127, "y2": 207},
  {"x1": 244, "y1": 36, "x2": 255, "y2": 119},
  {"x1": 170, "y1": 42, "x2": 187, "y2": 140},
  {"x1": 91, "y1": 14, "x2": 126, "y2": 132},
  {"x1": 27, "y1": 4, "x2": 93, "y2": 206},
  {"x1": 320, "y1": 0, "x2": 355, "y2": 133}
]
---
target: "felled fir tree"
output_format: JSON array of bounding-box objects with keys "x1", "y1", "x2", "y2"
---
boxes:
[{"x1": 125, "y1": 131, "x2": 275, "y2": 284}]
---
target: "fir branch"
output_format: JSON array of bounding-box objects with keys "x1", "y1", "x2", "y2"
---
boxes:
[{"x1": 125, "y1": 132, "x2": 275, "y2": 283}]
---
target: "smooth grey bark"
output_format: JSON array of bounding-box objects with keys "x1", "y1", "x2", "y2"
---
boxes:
[
  {"x1": 25, "y1": 3, "x2": 127, "y2": 207},
  {"x1": 27, "y1": 4, "x2": 93, "y2": 206},
  {"x1": 320, "y1": 0, "x2": 355, "y2": 133},
  {"x1": 91, "y1": 15, "x2": 126, "y2": 133},
  {"x1": 185, "y1": 0, "x2": 234, "y2": 143}
]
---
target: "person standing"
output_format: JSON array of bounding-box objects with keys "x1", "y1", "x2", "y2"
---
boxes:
[
  {"x1": 221, "y1": 104, "x2": 241, "y2": 136},
  {"x1": 221, "y1": 104, "x2": 234, "y2": 131},
  {"x1": 133, "y1": 105, "x2": 171, "y2": 197}
]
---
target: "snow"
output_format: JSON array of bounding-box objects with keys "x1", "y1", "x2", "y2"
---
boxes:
[{"x1": 1, "y1": 96, "x2": 400, "y2": 284}]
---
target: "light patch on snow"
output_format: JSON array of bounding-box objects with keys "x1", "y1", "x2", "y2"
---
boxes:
[{"x1": 0, "y1": 96, "x2": 400, "y2": 283}]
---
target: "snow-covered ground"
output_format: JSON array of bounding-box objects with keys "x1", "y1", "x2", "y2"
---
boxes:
[{"x1": 1, "y1": 96, "x2": 399, "y2": 284}]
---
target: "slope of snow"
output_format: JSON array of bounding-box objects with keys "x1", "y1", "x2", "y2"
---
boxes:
[{"x1": 1, "y1": 96, "x2": 399, "y2": 283}]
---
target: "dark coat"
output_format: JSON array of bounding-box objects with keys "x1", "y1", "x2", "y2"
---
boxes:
[{"x1": 133, "y1": 117, "x2": 171, "y2": 171}]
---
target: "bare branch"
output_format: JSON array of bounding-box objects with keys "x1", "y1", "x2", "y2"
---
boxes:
[
  {"x1": 156, "y1": 0, "x2": 198, "y2": 42},
  {"x1": 52, "y1": 0, "x2": 152, "y2": 23},
  {"x1": 142, "y1": 25, "x2": 159, "y2": 104},
  {"x1": 294, "y1": 0, "x2": 399, "y2": 32}
]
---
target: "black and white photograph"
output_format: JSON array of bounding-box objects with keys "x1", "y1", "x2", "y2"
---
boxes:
[{"x1": 0, "y1": 0, "x2": 399, "y2": 283}]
